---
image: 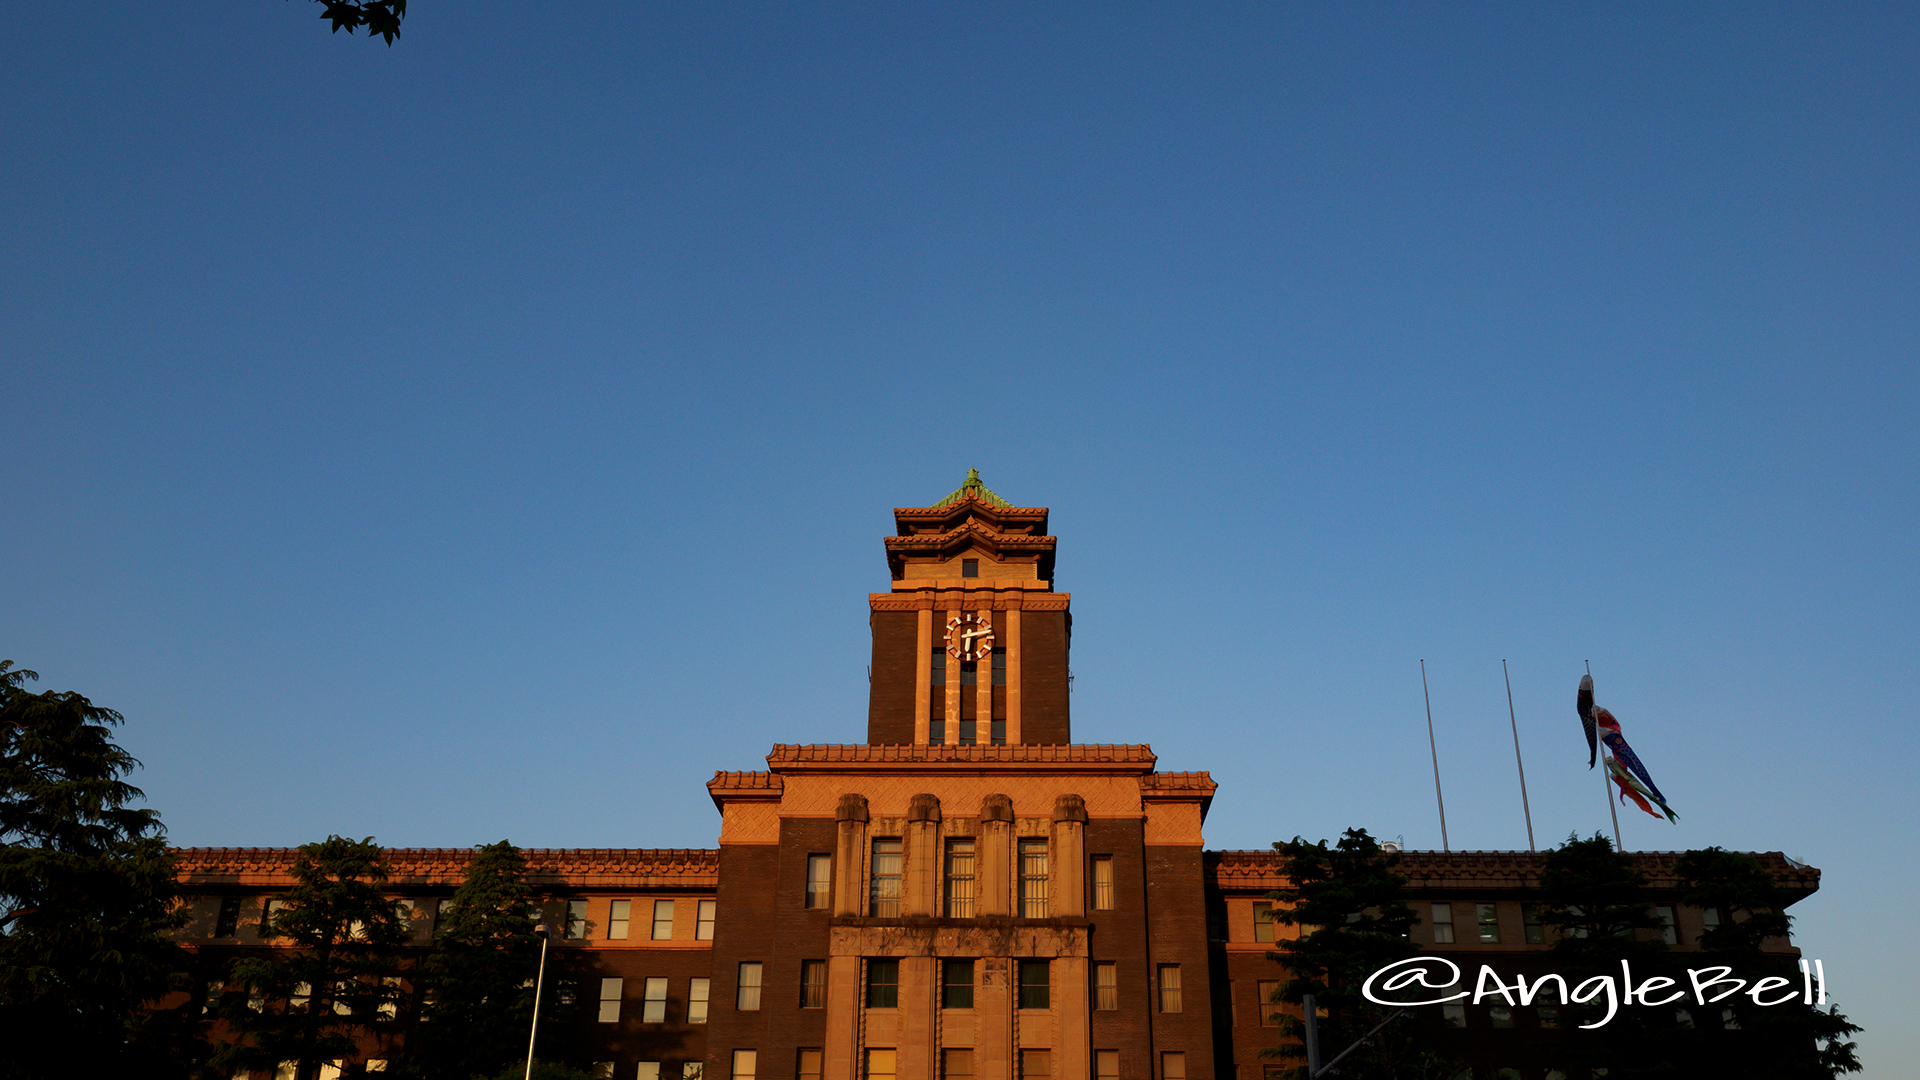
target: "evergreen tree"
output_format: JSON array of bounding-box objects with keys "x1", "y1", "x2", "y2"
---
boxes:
[
  {"x1": 215, "y1": 835, "x2": 411, "y2": 1080},
  {"x1": 1266, "y1": 827, "x2": 1451, "y2": 1080},
  {"x1": 1667, "y1": 847, "x2": 1861, "y2": 1078},
  {"x1": 0, "y1": 661, "x2": 193, "y2": 1080},
  {"x1": 404, "y1": 840, "x2": 542, "y2": 1080}
]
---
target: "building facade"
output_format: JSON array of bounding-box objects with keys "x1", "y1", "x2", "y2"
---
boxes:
[{"x1": 170, "y1": 473, "x2": 1818, "y2": 1080}]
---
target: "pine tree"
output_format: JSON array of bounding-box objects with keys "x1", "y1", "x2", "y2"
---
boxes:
[
  {"x1": 404, "y1": 840, "x2": 542, "y2": 1080},
  {"x1": 215, "y1": 835, "x2": 411, "y2": 1080},
  {"x1": 0, "y1": 661, "x2": 192, "y2": 1080}
]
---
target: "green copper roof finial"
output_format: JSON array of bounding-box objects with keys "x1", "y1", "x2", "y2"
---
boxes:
[{"x1": 934, "y1": 468, "x2": 1012, "y2": 509}]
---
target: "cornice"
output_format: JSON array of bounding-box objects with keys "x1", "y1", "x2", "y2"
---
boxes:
[
  {"x1": 173, "y1": 847, "x2": 722, "y2": 889},
  {"x1": 1202, "y1": 849, "x2": 1821, "y2": 902},
  {"x1": 762, "y1": 742, "x2": 1158, "y2": 774}
]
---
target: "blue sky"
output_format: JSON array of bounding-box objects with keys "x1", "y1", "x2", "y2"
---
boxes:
[{"x1": 5, "y1": 2, "x2": 1916, "y2": 1071}]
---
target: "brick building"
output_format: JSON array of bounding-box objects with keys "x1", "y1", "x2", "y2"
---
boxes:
[{"x1": 171, "y1": 472, "x2": 1818, "y2": 1080}]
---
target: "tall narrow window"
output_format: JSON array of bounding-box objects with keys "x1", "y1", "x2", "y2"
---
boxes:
[
  {"x1": 1157, "y1": 965, "x2": 1183, "y2": 1013},
  {"x1": 866, "y1": 959, "x2": 899, "y2": 1008},
  {"x1": 608, "y1": 900, "x2": 631, "y2": 940},
  {"x1": 931, "y1": 649, "x2": 947, "y2": 686},
  {"x1": 992, "y1": 650, "x2": 1006, "y2": 686},
  {"x1": 688, "y1": 978, "x2": 710, "y2": 1023},
  {"x1": 806, "y1": 855, "x2": 832, "y2": 909},
  {"x1": 1253, "y1": 901, "x2": 1275, "y2": 942},
  {"x1": 990, "y1": 719, "x2": 1006, "y2": 746},
  {"x1": 1160, "y1": 1053, "x2": 1185, "y2": 1080},
  {"x1": 1095, "y1": 1051, "x2": 1119, "y2": 1080},
  {"x1": 598, "y1": 978, "x2": 622, "y2": 1023},
  {"x1": 261, "y1": 898, "x2": 288, "y2": 938},
  {"x1": 637, "y1": 1064, "x2": 660, "y2": 1080},
  {"x1": 566, "y1": 900, "x2": 588, "y2": 940},
  {"x1": 945, "y1": 840, "x2": 976, "y2": 917},
  {"x1": 1091, "y1": 856, "x2": 1114, "y2": 910},
  {"x1": 1656, "y1": 904, "x2": 1678, "y2": 945},
  {"x1": 737, "y1": 963, "x2": 763, "y2": 1010},
  {"x1": 866, "y1": 1050, "x2": 896, "y2": 1080},
  {"x1": 798, "y1": 1050, "x2": 822, "y2": 1080},
  {"x1": 377, "y1": 976, "x2": 400, "y2": 1019},
  {"x1": 732, "y1": 1051, "x2": 756, "y2": 1080},
  {"x1": 1429, "y1": 902, "x2": 1454, "y2": 944},
  {"x1": 215, "y1": 897, "x2": 242, "y2": 938},
  {"x1": 1522, "y1": 903, "x2": 1545, "y2": 944},
  {"x1": 1476, "y1": 902, "x2": 1500, "y2": 943},
  {"x1": 1094, "y1": 963, "x2": 1117, "y2": 1010},
  {"x1": 1018, "y1": 959, "x2": 1049, "y2": 1009},
  {"x1": 642, "y1": 977, "x2": 668, "y2": 1023},
  {"x1": 942, "y1": 959, "x2": 974, "y2": 1009},
  {"x1": 1019, "y1": 839, "x2": 1049, "y2": 918},
  {"x1": 653, "y1": 900, "x2": 676, "y2": 940},
  {"x1": 930, "y1": 719, "x2": 946, "y2": 744},
  {"x1": 870, "y1": 839, "x2": 904, "y2": 917},
  {"x1": 1021, "y1": 1051, "x2": 1050, "y2": 1080},
  {"x1": 958, "y1": 718, "x2": 976, "y2": 744},
  {"x1": 1258, "y1": 980, "x2": 1281, "y2": 1026},
  {"x1": 944, "y1": 1049, "x2": 974, "y2": 1080},
  {"x1": 698, "y1": 899, "x2": 716, "y2": 940},
  {"x1": 801, "y1": 961, "x2": 827, "y2": 1008},
  {"x1": 434, "y1": 897, "x2": 454, "y2": 933}
]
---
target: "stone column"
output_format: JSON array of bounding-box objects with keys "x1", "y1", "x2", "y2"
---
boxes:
[
  {"x1": 1004, "y1": 607, "x2": 1022, "y2": 745},
  {"x1": 1050, "y1": 794, "x2": 1087, "y2": 918},
  {"x1": 914, "y1": 607, "x2": 933, "y2": 744},
  {"x1": 906, "y1": 794, "x2": 941, "y2": 917},
  {"x1": 978, "y1": 794, "x2": 1014, "y2": 917},
  {"x1": 834, "y1": 794, "x2": 869, "y2": 918}
]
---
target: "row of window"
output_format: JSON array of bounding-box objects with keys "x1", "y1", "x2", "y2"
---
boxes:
[
  {"x1": 566, "y1": 898, "x2": 716, "y2": 941},
  {"x1": 1427, "y1": 901, "x2": 1687, "y2": 945},
  {"x1": 820, "y1": 845, "x2": 1117, "y2": 918},
  {"x1": 710, "y1": 1048, "x2": 1186, "y2": 1080}
]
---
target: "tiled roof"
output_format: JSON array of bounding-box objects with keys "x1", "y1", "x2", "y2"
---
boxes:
[
  {"x1": 173, "y1": 847, "x2": 721, "y2": 888},
  {"x1": 931, "y1": 468, "x2": 1013, "y2": 509},
  {"x1": 1204, "y1": 848, "x2": 1820, "y2": 900},
  {"x1": 766, "y1": 743, "x2": 1158, "y2": 766}
]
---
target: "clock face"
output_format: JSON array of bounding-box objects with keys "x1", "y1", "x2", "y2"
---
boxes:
[{"x1": 945, "y1": 614, "x2": 995, "y2": 661}]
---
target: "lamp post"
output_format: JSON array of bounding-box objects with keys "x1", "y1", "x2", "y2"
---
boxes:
[{"x1": 524, "y1": 924, "x2": 550, "y2": 1080}]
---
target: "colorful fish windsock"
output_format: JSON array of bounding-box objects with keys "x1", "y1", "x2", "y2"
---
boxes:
[
  {"x1": 1595, "y1": 708, "x2": 1679, "y2": 822},
  {"x1": 1604, "y1": 754, "x2": 1663, "y2": 819},
  {"x1": 1577, "y1": 674, "x2": 1598, "y2": 769}
]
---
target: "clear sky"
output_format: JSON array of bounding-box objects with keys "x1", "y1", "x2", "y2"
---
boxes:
[{"x1": 5, "y1": 2, "x2": 1915, "y2": 1072}]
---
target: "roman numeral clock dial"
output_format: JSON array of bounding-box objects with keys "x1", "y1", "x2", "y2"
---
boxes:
[{"x1": 945, "y1": 614, "x2": 995, "y2": 661}]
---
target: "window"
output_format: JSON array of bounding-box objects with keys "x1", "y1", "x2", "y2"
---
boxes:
[
  {"x1": 1094, "y1": 962, "x2": 1117, "y2": 1010},
  {"x1": 688, "y1": 977, "x2": 710, "y2": 1023},
  {"x1": 378, "y1": 976, "x2": 401, "y2": 1019},
  {"x1": 684, "y1": 1065, "x2": 703, "y2": 1080},
  {"x1": 1441, "y1": 1002, "x2": 1466, "y2": 1027},
  {"x1": 992, "y1": 649, "x2": 1006, "y2": 686},
  {"x1": 870, "y1": 839, "x2": 904, "y2": 917},
  {"x1": 598, "y1": 978, "x2": 622, "y2": 1023},
  {"x1": 930, "y1": 719, "x2": 946, "y2": 743},
  {"x1": 1157, "y1": 965, "x2": 1182, "y2": 1013},
  {"x1": 1538, "y1": 1004, "x2": 1560, "y2": 1028},
  {"x1": 733, "y1": 1050, "x2": 757, "y2": 1080},
  {"x1": 962, "y1": 559, "x2": 979, "y2": 577},
  {"x1": 942, "y1": 959, "x2": 974, "y2": 1009},
  {"x1": 653, "y1": 899, "x2": 676, "y2": 940},
  {"x1": 1429, "y1": 902, "x2": 1454, "y2": 943},
  {"x1": 215, "y1": 896, "x2": 242, "y2": 938},
  {"x1": 958, "y1": 718, "x2": 976, "y2": 744},
  {"x1": 434, "y1": 897, "x2": 454, "y2": 933},
  {"x1": 1258, "y1": 979, "x2": 1281, "y2": 1026},
  {"x1": 1675, "y1": 1007, "x2": 1695, "y2": 1029},
  {"x1": 567, "y1": 900, "x2": 588, "y2": 940},
  {"x1": 1253, "y1": 901, "x2": 1275, "y2": 942},
  {"x1": 1476, "y1": 902, "x2": 1500, "y2": 943},
  {"x1": 866, "y1": 1049, "x2": 896, "y2": 1080},
  {"x1": 643, "y1": 977, "x2": 668, "y2": 1023},
  {"x1": 1095, "y1": 1051, "x2": 1118, "y2": 1080},
  {"x1": 798, "y1": 1050, "x2": 822, "y2": 1080},
  {"x1": 1656, "y1": 904, "x2": 1677, "y2": 945},
  {"x1": 638, "y1": 1064, "x2": 660, "y2": 1080},
  {"x1": 1022, "y1": 1051, "x2": 1051, "y2": 1080},
  {"x1": 1522, "y1": 903, "x2": 1545, "y2": 944},
  {"x1": 1490, "y1": 1003, "x2": 1514, "y2": 1028},
  {"x1": 1092, "y1": 857, "x2": 1114, "y2": 910},
  {"x1": 590, "y1": 1066, "x2": 614, "y2": 1080},
  {"x1": 695, "y1": 898, "x2": 716, "y2": 940},
  {"x1": 291, "y1": 982, "x2": 312, "y2": 1008},
  {"x1": 945, "y1": 1049, "x2": 974, "y2": 1080},
  {"x1": 1019, "y1": 839, "x2": 1049, "y2": 918},
  {"x1": 1160, "y1": 1053, "x2": 1185, "y2": 1080},
  {"x1": 990, "y1": 719, "x2": 1006, "y2": 746},
  {"x1": 261, "y1": 898, "x2": 288, "y2": 938},
  {"x1": 609, "y1": 900, "x2": 632, "y2": 940},
  {"x1": 1704, "y1": 906, "x2": 1722, "y2": 933},
  {"x1": 1018, "y1": 959, "x2": 1049, "y2": 1009},
  {"x1": 806, "y1": 855, "x2": 832, "y2": 909},
  {"x1": 366, "y1": 1063, "x2": 386, "y2": 1074},
  {"x1": 737, "y1": 962, "x2": 763, "y2": 1010},
  {"x1": 801, "y1": 961, "x2": 827, "y2": 1008},
  {"x1": 867, "y1": 959, "x2": 899, "y2": 1008},
  {"x1": 945, "y1": 840, "x2": 977, "y2": 917},
  {"x1": 931, "y1": 649, "x2": 947, "y2": 686},
  {"x1": 960, "y1": 661, "x2": 977, "y2": 686}
]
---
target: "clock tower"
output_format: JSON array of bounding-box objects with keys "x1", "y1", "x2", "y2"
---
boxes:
[{"x1": 867, "y1": 470, "x2": 1071, "y2": 746}]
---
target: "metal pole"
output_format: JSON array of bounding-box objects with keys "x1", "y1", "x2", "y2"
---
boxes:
[
  {"x1": 525, "y1": 925, "x2": 549, "y2": 1080},
  {"x1": 1588, "y1": 661, "x2": 1623, "y2": 850},
  {"x1": 1503, "y1": 660, "x2": 1535, "y2": 852},
  {"x1": 1313, "y1": 1008, "x2": 1409, "y2": 1078},
  {"x1": 1421, "y1": 660, "x2": 1449, "y2": 852},
  {"x1": 1302, "y1": 993, "x2": 1321, "y2": 1075}
]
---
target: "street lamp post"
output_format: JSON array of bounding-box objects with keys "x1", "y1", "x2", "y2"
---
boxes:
[{"x1": 524, "y1": 924, "x2": 550, "y2": 1080}]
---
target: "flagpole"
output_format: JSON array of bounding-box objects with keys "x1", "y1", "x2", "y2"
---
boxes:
[
  {"x1": 1421, "y1": 660, "x2": 1449, "y2": 852},
  {"x1": 1503, "y1": 660, "x2": 1535, "y2": 852},
  {"x1": 1589, "y1": 660, "x2": 1623, "y2": 850}
]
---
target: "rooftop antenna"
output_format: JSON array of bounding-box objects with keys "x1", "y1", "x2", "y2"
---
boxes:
[
  {"x1": 1420, "y1": 660, "x2": 1449, "y2": 852},
  {"x1": 1503, "y1": 660, "x2": 1535, "y2": 852},
  {"x1": 1588, "y1": 659, "x2": 1623, "y2": 850}
]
